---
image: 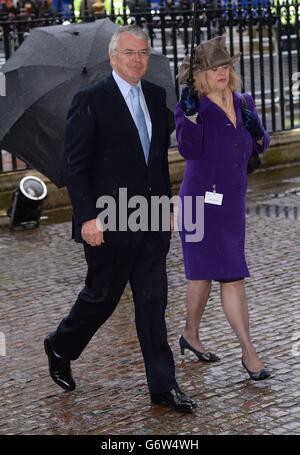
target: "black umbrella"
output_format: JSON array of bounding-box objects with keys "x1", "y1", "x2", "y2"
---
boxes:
[
  {"x1": 187, "y1": 0, "x2": 198, "y2": 89},
  {"x1": 187, "y1": 0, "x2": 197, "y2": 90},
  {"x1": 0, "y1": 19, "x2": 177, "y2": 187}
]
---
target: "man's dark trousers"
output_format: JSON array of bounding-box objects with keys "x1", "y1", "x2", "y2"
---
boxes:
[{"x1": 49, "y1": 231, "x2": 177, "y2": 394}]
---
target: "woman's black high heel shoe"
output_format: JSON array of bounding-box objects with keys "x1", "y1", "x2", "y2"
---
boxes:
[
  {"x1": 179, "y1": 335, "x2": 220, "y2": 362},
  {"x1": 241, "y1": 358, "x2": 271, "y2": 381}
]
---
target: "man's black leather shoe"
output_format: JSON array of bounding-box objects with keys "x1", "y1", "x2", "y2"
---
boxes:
[
  {"x1": 150, "y1": 387, "x2": 197, "y2": 413},
  {"x1": 44, "y1": 336, "x2": 76, "y2": 392}
]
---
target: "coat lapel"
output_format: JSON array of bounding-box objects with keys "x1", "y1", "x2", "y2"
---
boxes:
[
  {"x1": 104, "y1": 75, "x2": 148, "y2": 167},
  {"x1": 232, "y1": 91, "x2": 243, "y2": 127}
]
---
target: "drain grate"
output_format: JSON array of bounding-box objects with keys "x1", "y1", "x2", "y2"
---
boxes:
[
  {"x1": 247, "y1": 204, "x2": 299, "y2": 220},
  {"x1": 247, "y1": 190, "x2": 299, "y2": 220}
]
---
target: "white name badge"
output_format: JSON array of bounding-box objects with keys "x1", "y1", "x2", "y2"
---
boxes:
[{"x1": 204, "y1": 191, "x2": 223, "y2": 206}]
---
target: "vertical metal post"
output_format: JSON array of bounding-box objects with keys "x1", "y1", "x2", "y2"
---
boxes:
[
  {"x1": 258, "y1": 4, "x2": 266, "y2": 126},
  {"x1": 277, "y1": 2, "x2": 285, "y2": 130},
  {"x1": 248, "y1": 4, "x2": 255, "y2": 97},
  {"x1": 171, "y1": 8, "x2": 179, "y2": 98},
  {"x1": 286, "y1": 2, "x2": 294, "y2": 128},
  {"x1": 295, "y1": 0, "x2": 300, "y2": 121},
  {"x1": 237, "y1": 1, "x2": 245, "y2": 90},
  {"x1": 3, "y1": 22, "x2": 11, "y2": 60},
  {"x1": 267, "y1": 0, "x2": 276, "y2": 131}
]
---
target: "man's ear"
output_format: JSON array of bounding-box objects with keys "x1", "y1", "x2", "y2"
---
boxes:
[{"x1": 109, "y1": 51, "x2": 114, "y2": 67}]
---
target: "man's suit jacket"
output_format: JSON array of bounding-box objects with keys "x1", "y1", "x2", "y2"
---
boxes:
[{"x1": 62, "y1": 74, "x2": 172, "y2": 244}]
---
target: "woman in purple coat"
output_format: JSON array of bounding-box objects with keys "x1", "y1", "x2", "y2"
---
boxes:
[{"x1": 175, "y1": 36, "x2": 271, "y2": 381}]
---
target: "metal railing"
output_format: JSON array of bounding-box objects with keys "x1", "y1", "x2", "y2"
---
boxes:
[{"x1": 1, "y1": 1, "x2": 300, "y2": 172}]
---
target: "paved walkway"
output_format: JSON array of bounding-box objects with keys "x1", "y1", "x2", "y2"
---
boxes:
[{"x1": 0, "y1": 173, "x2": 300, "y2": 435}]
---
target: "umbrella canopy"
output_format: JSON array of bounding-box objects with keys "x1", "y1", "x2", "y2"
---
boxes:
[{"x1": 0, "y1": 18, "x2": 177, "y2": 187}]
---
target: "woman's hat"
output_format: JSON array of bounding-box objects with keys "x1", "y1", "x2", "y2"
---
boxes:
[{"x1": 178, "y1": 35, "x2": 240, "y2": 84}]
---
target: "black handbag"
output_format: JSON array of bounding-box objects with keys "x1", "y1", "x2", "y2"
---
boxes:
[{"x1": 240, "y1": 94, "x2": 262, "y2": 174}]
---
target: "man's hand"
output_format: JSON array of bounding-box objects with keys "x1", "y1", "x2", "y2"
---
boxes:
[
  {"x1": 179, "y1": 86, "x2": 199, "y2": 117},
  {"x1": 81, "y1": 218, "x2": 104, "y2": 247}
]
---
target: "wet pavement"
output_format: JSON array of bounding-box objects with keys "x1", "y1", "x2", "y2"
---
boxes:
[{"x1": 0, "y1": 165, "x2": 300, "y2": 435}]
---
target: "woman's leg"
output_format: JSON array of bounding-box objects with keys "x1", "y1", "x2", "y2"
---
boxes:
[
  {"x1": 182, "y1": 279, "x2": 212, "y2": 352},
  {"x1": 220, "y1": 280, "x2": 264, "y2": 372}
]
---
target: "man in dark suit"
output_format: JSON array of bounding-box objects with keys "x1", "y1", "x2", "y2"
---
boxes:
[{"x1": 44, "y1": 25, "x2": 197, "y2": 412}]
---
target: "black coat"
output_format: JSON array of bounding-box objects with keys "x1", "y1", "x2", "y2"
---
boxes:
[{"x1": 62, "y1": 74, "x2": 172, "y2": 244}]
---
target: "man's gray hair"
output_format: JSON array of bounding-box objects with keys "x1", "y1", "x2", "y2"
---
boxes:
[{"x1": 109, "y1": 25, "x2": 150, "y2": 54}]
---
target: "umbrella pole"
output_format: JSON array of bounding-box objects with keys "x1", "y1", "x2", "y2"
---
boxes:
[{"x1": 187, "y1": 0, "x2": 198, "y2": 91}]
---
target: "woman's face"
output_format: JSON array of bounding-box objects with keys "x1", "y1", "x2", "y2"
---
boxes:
[{"x1": 206, "y1": 65, "x2": 230, "y2": 91}]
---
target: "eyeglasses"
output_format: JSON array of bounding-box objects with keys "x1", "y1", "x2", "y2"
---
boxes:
[{"x1": 115, "y1": 49, "x2": 150, "y2": 58}]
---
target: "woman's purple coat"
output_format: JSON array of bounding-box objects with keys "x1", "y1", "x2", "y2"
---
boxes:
[{"x1": 175, "y1": 92, "x2": 270, "y2": 280}]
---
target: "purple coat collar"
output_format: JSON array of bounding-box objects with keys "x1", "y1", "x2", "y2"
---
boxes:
[{"x1": 198, "y1": 91, "x2": 243, "y2": 125}]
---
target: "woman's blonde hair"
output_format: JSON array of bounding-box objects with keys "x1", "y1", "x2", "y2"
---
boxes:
[{"x1": 193, "y1": 65, "x2": 242, "y2": 96}]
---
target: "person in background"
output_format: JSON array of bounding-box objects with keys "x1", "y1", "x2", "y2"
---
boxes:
[
  {"x1": 79, "y1": 0, "x2": 106, "y2": 18},
  {"x1": 19, "y1": 0, "x2": 39, "y2": 17},
  {"x1": 37, "y1": 0, "x2": 55, "y2": 17},
  {"x1": 1, "y1": 0, "x2": 18, "y2": 17}
]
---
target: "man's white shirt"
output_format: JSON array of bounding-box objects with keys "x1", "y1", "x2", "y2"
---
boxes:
[{"x1": 112, "y1": 70, "x2": 152, "y2": 141}]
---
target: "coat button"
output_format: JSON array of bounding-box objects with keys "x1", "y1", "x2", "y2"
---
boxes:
[{"x1": 235, "y1": 162, "x2": 241, "y2": 168}]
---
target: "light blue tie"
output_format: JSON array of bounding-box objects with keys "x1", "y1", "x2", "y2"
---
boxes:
[{"x1": 130, "y1": 86, "x2": 150, "y2": 164}]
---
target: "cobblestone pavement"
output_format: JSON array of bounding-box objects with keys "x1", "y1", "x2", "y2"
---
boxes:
[{"x1": 0, "y1": 174, "x2": 300, "y2": 435}]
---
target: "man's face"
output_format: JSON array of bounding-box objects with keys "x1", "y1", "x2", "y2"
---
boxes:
[{"x1": 109, "y1": 32, "x2": 149, "y2": 85}]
